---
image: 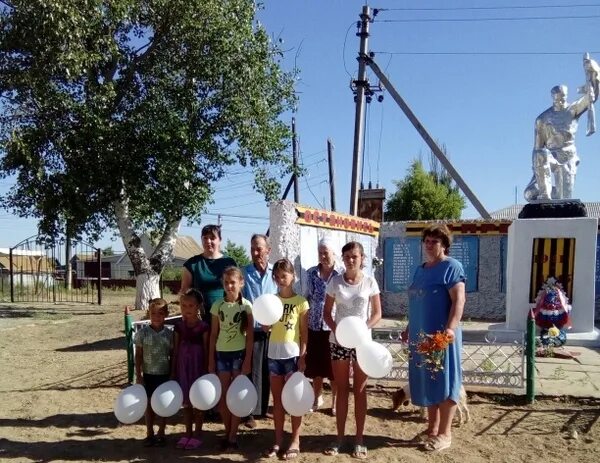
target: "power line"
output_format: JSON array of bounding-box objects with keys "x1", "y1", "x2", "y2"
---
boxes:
[
  {"x1": 374, "y1": 50, "x2": 600, "y2": 56},
  {"x1": 342, "y1": 21, "x2": 356, "y2": 79},
  {"x1": 203, "y1": 212, "x2": 268, "y2": 220},
  {"x1": 302, "y1": 176, "x2": 325, "y2": 209},
  {"x1": 378, "y1": 4, "x2": 600, "y2": 12},
  {"x1": 377, "y1": 14, "x2": 600, "y2": 23}
]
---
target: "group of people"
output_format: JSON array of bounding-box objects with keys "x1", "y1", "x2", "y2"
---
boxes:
[{"x1": 134, "y1": 223, "x2": 466, "y2": 457}]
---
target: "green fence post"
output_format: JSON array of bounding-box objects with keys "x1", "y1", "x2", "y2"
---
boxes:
[
  {"x1": 124, "y1": 306, "x2": 134, "y2": 384},
  {"x1": 526, "y1": 309, "x2": 536, "y2": 404}
]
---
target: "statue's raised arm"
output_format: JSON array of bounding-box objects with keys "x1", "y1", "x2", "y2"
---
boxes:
[
  {"x1": 524, "y1": 53, "x2": 598, "y2": 202},
  {"x1": 579, "y1": 53, "x2": 600, "y2": 135}
]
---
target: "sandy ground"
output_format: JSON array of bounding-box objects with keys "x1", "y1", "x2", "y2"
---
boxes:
[{"x1": 1, "y1": 294, "x2": 599, "y2": 463}]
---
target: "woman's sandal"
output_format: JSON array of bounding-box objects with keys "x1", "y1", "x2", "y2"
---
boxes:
[
  {"x1": 184, "y1": 437, "x2": 202, "y2": 450},
  {"x1": 324, "y1": 442, "x2": 341, "y2": 456},
  {"x1": 412, "y1": 430, "x2": 436, "y2": 443},
  {"x1": 263, "y1": 445, "x2": 281, "y2": 458},
  {"x1": 284, "y1": 448, "x2": 300, "y2": 460},
  {"x1": 352, "y1": 444, "x2": 368, "y2": 460},
  {"x1": 176, "y1": 437, "x2": 189, "y2": 449},
  {"x1": 423, "y1": 435, "x2": 451, "y2": 452}
]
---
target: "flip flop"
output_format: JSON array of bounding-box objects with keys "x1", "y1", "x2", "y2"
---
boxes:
[
  {"x1": 324, "y1": 442, "x2": 341, "y2": 456},
  {"x1": 352, "y1": 444, "x2": 368, "y2": 459},
  {"x1": 424, "y1": 435, "x2": 451, "y2": 452},
  {"x1": 263, "y1": 445, "x2": 280, "y2": 458},
  {"x1": 284, "y1": 448, "x2": 300, "y2": 460},
  {"x1": 176, "y1": 437, "x2": 189, "y2": 449},
  {"x1": 185, "y1": 437, "x2": 203, "y2": 450}
]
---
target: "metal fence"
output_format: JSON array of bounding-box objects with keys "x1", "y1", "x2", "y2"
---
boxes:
[
  {"x1": 5, "y1": 235, "x2": 102, "y2": 304},
  {"x1": 373, "y1": 328, "x2": 525, "y2": 389}
]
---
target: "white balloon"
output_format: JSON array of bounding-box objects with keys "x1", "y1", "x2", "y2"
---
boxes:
[
  {"x1": 336, "y1": 316, "x2": 369, "y2": 348},
  {"x1": 189, "y1": 374, "x2": 222, "y2": 411},
  {"x1": 114, "y1": 384, "x2": 147, "y2": 424},
  {"x1": 226, "y1": 375, "x2": 258, "y2": 417},
  {"x1": 151, "y1": 380, "x2": 183, "y2": 417},
  {"x1": 281, "y1": 372, "x2": 315, "y2": 417},
  {"x1": 356, "y1": 340, "x2": 393, "y2": 379},
  {"x1": 252, "y1": 294, "x2": 284, "y2": 326}
]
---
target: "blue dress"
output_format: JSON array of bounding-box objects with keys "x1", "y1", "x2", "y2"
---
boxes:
[{"x1": 407, "y1": 257, "x2": 465, "y2": 406}]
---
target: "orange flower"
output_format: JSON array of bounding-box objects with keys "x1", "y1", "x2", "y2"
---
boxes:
[{"x1": 413, "y1": 330, "x2": 454, "y2": 379}]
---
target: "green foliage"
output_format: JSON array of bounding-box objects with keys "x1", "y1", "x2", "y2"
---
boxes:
[
  {"x1": 161, "y1": 265, "x2": 182, "y2": 281},
  {"x1": 385, "y1": 159, "x2": 466, "y2": 221},
  {"x1": 224, "y1": 239, "x2": 250, "y2": 267},
  {"x1": 0, "y1": 0, "x2": 297, "y2": 240},
  {"x1": 102, "y1": 246, "x2": 114, "y2": 256}
]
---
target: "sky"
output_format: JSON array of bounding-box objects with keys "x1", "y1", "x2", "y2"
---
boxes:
[{"x1": 1, "y1": 0, "x2": 599, "y2": 255}]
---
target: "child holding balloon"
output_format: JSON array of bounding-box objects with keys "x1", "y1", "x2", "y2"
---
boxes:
[
  {"x1": 262, "y1": 258, "x2": 309, "y2": 460},
  {"x1": 173, "y1": 288, "x2": 210, "y2": 450},
  {"x1": 208, "y1": 266, "x2": 254, "y2": 450},
  {"x1": 323, "y1": 241, "x2": 381, "y2": 459},
  {"x1": 135, "y1": 298, "x2": 174, "y2": 447}
]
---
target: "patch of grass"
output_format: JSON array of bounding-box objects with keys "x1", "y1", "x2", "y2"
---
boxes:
[
  {"x1": 479, "y1": 358, "x2": 496, "y2": 372},
  {"x1": 30, "y1": 311, "x2": 72, "y2": 320}
]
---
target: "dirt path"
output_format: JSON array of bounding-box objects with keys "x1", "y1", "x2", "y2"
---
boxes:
[{"x1": 0, "y1": 299, "x2": 599, "y2": 462}]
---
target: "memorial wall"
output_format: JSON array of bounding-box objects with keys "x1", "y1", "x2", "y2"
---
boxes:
[
  {"x1": 378, "y1": 221, "x2": 600, "y2": 322},
  {"x1": 378, "y1": 220, "x2": 510, "y2": 321},
  {"x1": 268, "y1": 203, "x2": 600, "y2": 322}
]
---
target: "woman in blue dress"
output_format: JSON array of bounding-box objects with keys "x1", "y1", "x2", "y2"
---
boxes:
[{"x1": 405, "y1": 224, "x2": 465, "y2": 452}]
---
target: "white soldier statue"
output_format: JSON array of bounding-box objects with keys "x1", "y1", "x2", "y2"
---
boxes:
[{"x1": 524, "y1": 53, "x2": 600, "y2": 202}]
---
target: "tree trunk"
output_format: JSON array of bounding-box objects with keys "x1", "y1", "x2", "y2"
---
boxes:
[
  {"x1": 114, "y1": 193, "x2": 182, "y2": 311},
  {"x1": 135, "y1": 272, "x2": 161, "y2": 310}
]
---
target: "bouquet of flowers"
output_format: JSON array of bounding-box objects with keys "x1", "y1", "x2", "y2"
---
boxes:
[{"x1": 415, "y1": 330, "x2": 453, "y2": 377}]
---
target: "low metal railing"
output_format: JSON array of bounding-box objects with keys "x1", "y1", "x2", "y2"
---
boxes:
[{"x1": 373, "y1": 328, "x2": 525, "y2": 389}]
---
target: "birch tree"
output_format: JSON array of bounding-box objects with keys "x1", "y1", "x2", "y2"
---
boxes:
[{"x1": 0, "y1": 0, "x2": 296, "y2": 309}]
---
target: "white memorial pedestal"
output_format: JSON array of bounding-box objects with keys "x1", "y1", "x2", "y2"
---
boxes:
[{"x1": 489, "y1": 217, "x2": 600, "y2": 347}]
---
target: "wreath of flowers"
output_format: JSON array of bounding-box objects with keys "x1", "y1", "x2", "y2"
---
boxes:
[{"x1": 533, "y1": 277, "x2": 572, "y2": 330}]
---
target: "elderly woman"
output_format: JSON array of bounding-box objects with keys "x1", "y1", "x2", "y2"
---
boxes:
[
  {"x1": 404, "y1": 224, "x2": 465, "y2": 452},
  {"x1": 304, "y1": 237, "x2": 339, "y2": 415},
  {"x1": 180, "y1": 224, "x2": 237, "y2": 323}
]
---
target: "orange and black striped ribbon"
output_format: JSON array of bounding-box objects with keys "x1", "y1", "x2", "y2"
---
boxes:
[{"x1": 529, "y1": 238, "x2": 575, "y2": 303}]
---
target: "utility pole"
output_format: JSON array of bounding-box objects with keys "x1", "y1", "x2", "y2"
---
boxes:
[
  {"x1": 349, "y1": 5, "x2": 371, "y2": 215},
  {"x1": 327, "y1": 138, "x2": 336, "y2": 211},
  {"x1": 292, "y1": 117, "x2": 300, "y2": 203}
]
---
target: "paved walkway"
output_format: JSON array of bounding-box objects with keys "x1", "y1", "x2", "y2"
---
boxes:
[{"x1": 378, "y1": 318, "x2": 600, "y2": 399}]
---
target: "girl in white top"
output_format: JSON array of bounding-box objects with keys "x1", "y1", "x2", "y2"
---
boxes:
[{"x1": 323, "y1": 241, "x2": 381, "y2": 460}]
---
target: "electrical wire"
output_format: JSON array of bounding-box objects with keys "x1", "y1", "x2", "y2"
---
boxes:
[
  {"x1": 378, "y1": 4, "x2": 600, "y2": 12},
  {"x1": 342, "y1": 21, "x2": 356, "y2": 79},
  {"x1": 376, "y1": 14, "x2": 600, "y2": 23},
  {"x1": 374, "y1": 50, "x2": 600, "y2": 56},
  {"x1": 302, "y1": 176, "x2": 325, "y2": 209}
]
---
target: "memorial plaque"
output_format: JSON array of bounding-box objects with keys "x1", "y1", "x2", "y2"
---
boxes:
[
  {"x1": 384, "y1": 237, "x2": 422, "y2": 293},
  {"x1": 449, "y1": 236, "x2": 479, "y2": 292}
]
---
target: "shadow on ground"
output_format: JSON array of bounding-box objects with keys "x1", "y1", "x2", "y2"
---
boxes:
[{"x1": 57, "y1": 337, "x2": 124, "y2": 352}]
